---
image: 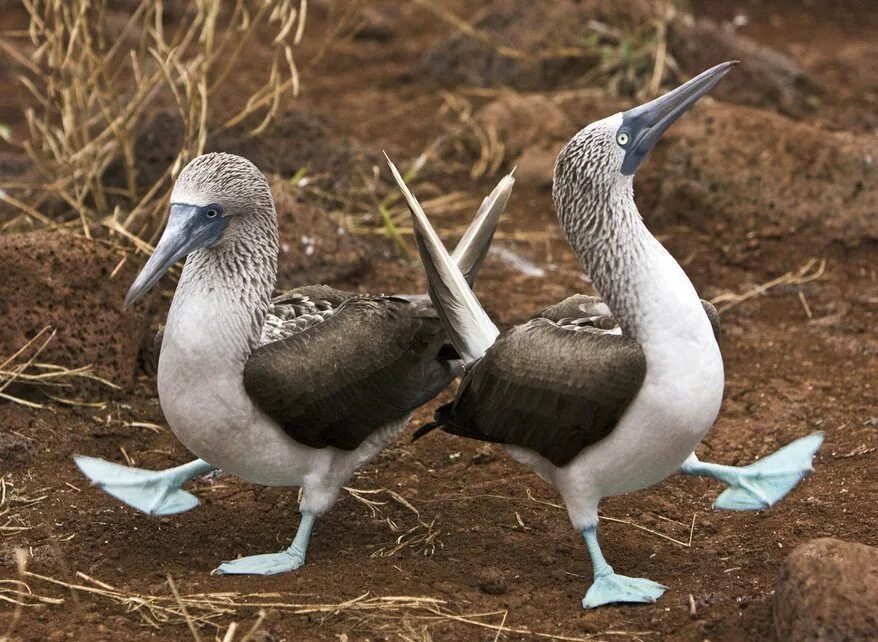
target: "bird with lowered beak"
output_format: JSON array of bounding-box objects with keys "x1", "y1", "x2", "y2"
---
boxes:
[{"x1": 75, "y1": 152, "x2": 514, "y2": 575}]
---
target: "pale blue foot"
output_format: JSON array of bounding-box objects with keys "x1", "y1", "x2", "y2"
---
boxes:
[
  {"x1": 73, "y1": 456, "x2": 215, "y2": 516},
  {"x1": 581, "y1": 526, "x2": 666, "y2": 609},
  {"x1": 681, "y1": 432, "x2": 824, "y2": 511},
  {"x1": 214, "y1": 511, "x2": 316, "y2": 576},
  {"x1": 583, "y1": 571, "x2": 667, "y2": 609},
  {"x1": 214, "y1": 549, "x2": 305, "y2": 575}
]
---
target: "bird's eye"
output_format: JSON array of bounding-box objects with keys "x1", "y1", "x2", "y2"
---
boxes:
[
  {"x1": 617, "y1": 132, "x2": 630, "y2": 146},
  {"x1": 205, "y1": 209, "x2": 218, "y2": 218}
]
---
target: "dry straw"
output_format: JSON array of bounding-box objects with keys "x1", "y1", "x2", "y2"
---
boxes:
[
  {"x1": 0, "y1": 0, "x2": 307, "y2": 250},
  {"x1": 0, "y1": 325, "x2": 118, "y2": 409},
  {"x1": 9, "y1": 565, "x2": 655, "y2": 641}
]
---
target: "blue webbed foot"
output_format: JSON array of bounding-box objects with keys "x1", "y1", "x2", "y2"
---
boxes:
[
  {"x1": 714, "y1": 433, "x2": 823, "y2": 511},
  {"x1": 581, "y1": 525, "x2": 666, "y2": 609},
  {"x1": 214, "y1": 511, "x2": 317, "y2": 576},
  {"x1": 213, "y1": 550, "x2": 306, "y2": 575},
  {"x1": 73, "y1": 456, "x2": 214, "y2": 516},
  {"x1": 583, "y1": 572, "x2": 667, "y2": 609}
]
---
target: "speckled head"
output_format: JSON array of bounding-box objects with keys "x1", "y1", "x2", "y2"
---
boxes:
[
  {"x1": 554, "y1": 61, "x2": 737, "y2": 204},
  {"x1": 125, "y1": 152, "x2": 276, "y2": 307},
  {"x1": 171, "y1": 152, "x2": 274, "y2": 214}
]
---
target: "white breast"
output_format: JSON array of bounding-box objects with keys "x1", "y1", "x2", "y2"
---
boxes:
[{"x1": 532, "y1": 241, "x2": 725, "y2": 530}]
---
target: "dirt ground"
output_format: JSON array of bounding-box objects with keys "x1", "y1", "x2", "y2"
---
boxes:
[{"x1": 1, "y1": 1, "x2": 877, "y2": 640}]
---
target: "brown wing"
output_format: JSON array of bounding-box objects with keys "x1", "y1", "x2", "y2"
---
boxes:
[
  {"x1": 700, "y1": 299, "x2": 722, "y2": 342},
  {"x1": 244, "y1": 296, "x2": 458, "y2": 450},
  {"x1": 531, "y1": 294, "x2": 611, "y2": 322},
  {"x1": 426, "y1": 318, "x2": 646, "y2": 466},
  {"x1": 533, "y1": 294, "x2": 721, "y2": 342}
]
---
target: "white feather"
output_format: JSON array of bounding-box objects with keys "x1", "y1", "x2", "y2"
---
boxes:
[
  {"x1": 385, "y1": 154, "x2": 500, "y2": 363},
  {"x1": 451, "y1": 172, "x2": 515, "y2": 283}
]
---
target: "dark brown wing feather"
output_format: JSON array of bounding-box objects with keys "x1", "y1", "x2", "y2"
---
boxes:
[
  {"x1": 531, "y1": 294, "x2": 610, "y2": 322},
  {"x1": 533, "y1": 294, "x2": 721, "y2": 342},
  {"x1": 244, "y1": 296, "x2": 458, "y2": 450},
  {"x1": 700, "y1": 299, "x2": 722, "y2": 342},
  {"x1": 427, "y1": 318, "x2": 646, "y2": 466}
]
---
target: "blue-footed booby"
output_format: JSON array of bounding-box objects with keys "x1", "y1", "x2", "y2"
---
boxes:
[
  {"x1": 75, "y1": 153, "x2": 514, "y2": 575},
  {"x1": 388, "y1": 61, "x2": 823, "y2": 608}
]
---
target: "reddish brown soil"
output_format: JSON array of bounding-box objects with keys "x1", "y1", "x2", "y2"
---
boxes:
[{"x1": 1, "y1": 1, "x2": 877, "y2": 641}]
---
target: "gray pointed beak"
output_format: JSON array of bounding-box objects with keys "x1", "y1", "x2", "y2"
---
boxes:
[
  {"x1": 125, "y1": 203, "x2": 228, "y2": 308},
  {"x1": 619, "y1": 61, "x2": 738, "y2": 175}
]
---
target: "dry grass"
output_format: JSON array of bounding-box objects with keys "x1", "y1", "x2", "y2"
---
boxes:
[
  {"x1": 0, "y1": 0, "x2": 307, "y2": 249},
  {"x1": 0, "y1": 476, "x2": 49, "y2": 545},
  {"x1": 710, "y1": 258, "x2": 827, "y2": 313},
  {"x1": 302, "y1": 142, "x2": 482, "y2": 256},
  {"x1": 411, "y1": 0, "x2": 681, "y2": 101},
  {"x1": 7, "y1": 565, "x2": 656, "y2": 641},
  {"x1": 346, "y1": 487, "x2": 443, "y2": 559},
  {"x1": 0, "y1": 326, "x2": 118, "y2": 409}
]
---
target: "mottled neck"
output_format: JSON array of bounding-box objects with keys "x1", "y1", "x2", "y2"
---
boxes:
[
  {"x1": 168, "y1": 211, "x2": 278, "y2": 367},
  {"x1": 555, "y1": 178, "x2": 668, "y2": 340}
]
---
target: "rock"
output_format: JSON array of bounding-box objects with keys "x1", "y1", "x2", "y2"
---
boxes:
[
  {"x1": 514, "y1": 143, "x2": 562, "y2": 190},
  {"x1": 353, "y1": 3, "x2": 398, "y2": 41},
  {"x1": 669, "y1": 17, "x2": 818, "y2": 118},
  {"x1": 474, "y1": 93, "x2": 571, "y2": 166},
  {"x1": 471, "y1": 445, "x2": 498, "y2": 465},
  {"x1": 270, "y1": 177, "x2": 370, "y2": 289},
  {"x1": 420, "y1": 0, "x2": 816, "y2": 116},
  {"x1": 0, "y1": 232, "x2": 153, "y2": 388},
  {"x1": 0, "y1": 412, "x2": 36, "y2": 466},
  {"x1": 774, "y1": 537, "x2": 878, "y2": 641},
  {"x1": 210, "y1": 109, "x2": 373, "y2": 196},
  {"x1": 419, "y1": 0, "x2": 639, "y2": 91},
  {"x1": 477, "y1": 567, "x2": 508, "y2": 595},
  {"x1": 638, "y1": 100, "x2": 878, "y2": 245}
]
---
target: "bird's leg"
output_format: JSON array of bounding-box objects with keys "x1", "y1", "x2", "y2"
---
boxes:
[
  {"x1": 213, "y1": 511, "x2": 317, "y2": 575},
  {"x1": 74, "y1": 456, "x2": 215, "y2": 515},
  {"x1": 581, "y1": 525, "x2": 666, "y2": 608},
  {"x1": 679, "y1": 432, "x2": 824, "y2": 511}
]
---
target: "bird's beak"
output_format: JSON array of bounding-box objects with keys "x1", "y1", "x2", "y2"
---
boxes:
[
  {"x1": 124, "y1": 203, "x2": 228, "y2": 308},
  {"x1": 620, "y1": 61, "x2": 738, "y2": 175}
]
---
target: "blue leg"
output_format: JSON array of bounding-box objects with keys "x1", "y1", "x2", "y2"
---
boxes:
[
  {"x1": 74, "y1": 456, "x2": 215, "y2": 516},
  {"x1": 680, "y1": 432, "x2": 824, "y2": 511},
  {"x1": 581, "y1": 526, "x2": 666, "y2": 608},
  {"x1": 214, "y1": 511, "x2": 316, "y2": 575}
]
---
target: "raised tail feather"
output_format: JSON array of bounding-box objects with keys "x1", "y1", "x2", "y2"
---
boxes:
[
  {"x1": 392, "y1": 170, "x2": 513, "y2": 309},
  {"x1": 386, "y1": 154, "x2": 502, "y2": 365},
  {"x1": 452, "y1": 172, "x2": 515, "y2": 285}
]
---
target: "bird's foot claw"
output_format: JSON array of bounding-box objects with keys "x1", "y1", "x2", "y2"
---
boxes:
[
  {"x1": 713, "y1": 432, "x2": 824, "y2": 511},
  {"x1": 73, "y1": 456, "x2": 200, "y2": 516},
  {"x1": 582, "y1": 572, "x2": 666, "y2": 608},
  {"x1": 213, "y1": 549, "x2": 306, "y2": 575}
]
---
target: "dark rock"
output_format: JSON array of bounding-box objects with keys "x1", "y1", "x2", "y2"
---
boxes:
[
  {"x1": 270, "y1": 177, "x2": 370, "y2": 289},
  {"x1": 638, "y1": 100, "x2": 878, "y2": 245},
  {"x1": 0, "y1": 232, "x2": 153, "y2": 388},
  {"x1": 210, "y1": 110, "x2": 373, "y2": 195},
  {"x1": 477, "y1": 567, "x2": 508, "y2": 595},
  {"x1": 471, "y1": 445, "x2": 497, "y2": 465},
  {"x1": 774, "y1": 537, "x2": 878, "y2": 641},
  {"x1": 669, "y1": 17, "x2": 819, "y2": 118},
  {"x1": 514, "y1": 144, "x2": 562, "y2": 190},
  {"x1": 420, "y1": 0, "x2": 816, "y2": 116},
  {"x1": 353, "y1": 3, "x2": 399, "y2": 41},
  {"x1": 419, "y1": 0, "x2": 637, "y2": 91},
  {"x1": 0, "y1": 419, "x2": 36, "y2": 466},
  {"x1": 476, "y1": 94, "x2": 571, "y2": 155}
]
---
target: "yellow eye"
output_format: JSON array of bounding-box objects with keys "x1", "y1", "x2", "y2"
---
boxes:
[{"x1": 617, "y1": 132, "x2": 630, "y2": 146}]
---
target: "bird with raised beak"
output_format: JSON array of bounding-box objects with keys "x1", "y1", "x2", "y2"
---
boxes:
[{"x1": 389, "y1": 61, "x2": 823, "y2": 608}]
